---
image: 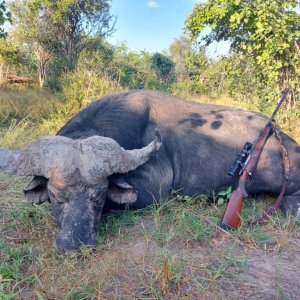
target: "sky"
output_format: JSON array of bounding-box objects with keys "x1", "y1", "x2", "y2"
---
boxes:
[{"x1": 107, "y1": 0, "x2": 230, "y2": 57}]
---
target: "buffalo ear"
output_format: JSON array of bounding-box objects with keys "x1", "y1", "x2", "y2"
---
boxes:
[
  {"x1": 107, "y1": 178, "x2": 137, "y2": 204},
  {"x1": 23, "y1": 176, "x2": 49, "y2": 204}
]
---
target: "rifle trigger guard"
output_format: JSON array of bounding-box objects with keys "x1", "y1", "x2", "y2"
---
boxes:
[
  {"x1": 239, "y1": 181, "x2": 249, "y2": 198},
  {"x1": 247, "y1": 171, "x2": 253, "y2": 181}
]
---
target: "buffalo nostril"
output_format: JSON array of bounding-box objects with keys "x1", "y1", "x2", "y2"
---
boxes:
[
  {"x1": 55, "y1": 233, "x2": 77, "y2": 254},
  {"x1": 55, "y1": 231, "x2": 98, "y2": 253}
]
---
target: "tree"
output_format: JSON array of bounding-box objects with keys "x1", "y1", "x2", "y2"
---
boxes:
[
  {"x1": 150, "y1": 52, "x2": 175, "y2": 83},
  {"x1": 9, "y1": 0, "x2": 114, "y2": 87},
  {"x1": 0, "y1": 38, "x2": 36, "y2": 86},
  {"x1": 0, "y1": 1, "x2": 10, "y2": 38},
  {"x1": 185, "y1": 0, "x2": 300, "y2": 108},
  {"x1": 111, "y1": 43, "x2": 159, "y2": 90},
  {"x1": 30, "y1": 0, "x2": 115, "y2": 70},
  {"x1": 9, "y1": 0, "x2": 60, "y2": 87},
  {"x1": 169, "y1": 36, "x2": 226, "y2": 96},
  {"x1": 33, "y1": 42, "x2": 53, "y2": 87},
  {"x1": 169, "y1": 36, "x2": 191, "y2": 82}
]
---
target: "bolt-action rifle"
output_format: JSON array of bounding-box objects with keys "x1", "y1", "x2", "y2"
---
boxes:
[{"x1": 220, "y1": 88, "x2": 290, "y2": 230}]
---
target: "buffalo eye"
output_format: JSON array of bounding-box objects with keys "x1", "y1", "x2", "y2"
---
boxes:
[
  {"x1": 90, "y1": 190, "x2": 100, "y2": 202},
  {"x1": 90, "y1": 187, "x2": 106, "y2": 202},
  {"x1": 47, "y1": 186, "x2": 67, "y2": 205}
]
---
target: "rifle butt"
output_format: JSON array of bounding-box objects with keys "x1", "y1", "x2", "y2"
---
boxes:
[{"x1": 220, "y1": 189, "x2": 244, "y2": 230}]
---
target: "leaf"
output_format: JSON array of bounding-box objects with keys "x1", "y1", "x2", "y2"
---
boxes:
[
  {"x1": 217, "y1": 198, "x2": 225, "y2": 206},
  {"x1": 218, "y1": 191, "x2": 227, "y2": 196},
  {"x1": 230, "y1": 13, "x2": 237, "y2": 23},
  {"x1": 256, "y1": 21, "x2": 264, "y2": 30},
  {"x1": 226, "y1": 186, "x2": 232, "y2": 194}
]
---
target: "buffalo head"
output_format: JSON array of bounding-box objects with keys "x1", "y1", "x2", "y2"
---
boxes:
[{"x1": 0, "y1": 133, "x2": 161, "y2": 252}]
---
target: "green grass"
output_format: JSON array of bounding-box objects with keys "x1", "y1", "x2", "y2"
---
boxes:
[
  {"x1": 0, "y1": 240, "x2": 34, "y2": 282},
  {"x1": 97, "y1": 209, "x2": 145, "y2": 245}
]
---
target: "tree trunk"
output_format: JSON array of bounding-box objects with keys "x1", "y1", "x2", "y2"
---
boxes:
[
  {"x1": 1, "y1": 75, "x2": 36, "y2": 85},
  {"x1": 33, "y1": 43, "x2": 53, "y2": 89},
  {"x1": 37, "y1": 61, "x2": 47, "y2": 88},
  {"x1": 65, "y1": 38, "x2": 78, "y2": 71}
]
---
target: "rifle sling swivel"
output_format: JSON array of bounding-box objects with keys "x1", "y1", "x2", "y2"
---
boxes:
[{"x1": 252, "y1": 123, "x2": 291, "y2": 224}]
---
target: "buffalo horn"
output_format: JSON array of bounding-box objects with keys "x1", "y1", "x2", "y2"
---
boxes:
[
  {"x1": 0, "y1": 136, "x2": 68, "y2": 177},
  {"x1": 0, "y1": 148, "x2": 40, "y2": 176},
  {"x1": 107, "y1": 130, "x2": 162, "y2": 174}
]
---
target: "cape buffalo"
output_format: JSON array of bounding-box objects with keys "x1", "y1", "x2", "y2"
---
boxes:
[{"x1": 1, "y1": 90, "x2": 299, "y2": 252}]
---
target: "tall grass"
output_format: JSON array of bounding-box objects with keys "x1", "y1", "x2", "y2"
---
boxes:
[
  {"x1": 0, "y1": 118, "x2": 37, "y2": 149},
  {"x1": 1, "y1": 86, "x2": 299, "y2": 148},
  {"x1": 0, "y1": 86, "x2": 63, "y2": 148},
  {"x1": 37, "y1": 69, "x2": 123, "y2": 135},
  {"x1": 0, "y1": 85, "x2": 61, "y2": 124}
]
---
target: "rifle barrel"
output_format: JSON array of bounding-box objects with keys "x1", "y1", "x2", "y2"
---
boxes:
[{"x1": 270, "y1": 88, "x2": 289, "y2": 121}]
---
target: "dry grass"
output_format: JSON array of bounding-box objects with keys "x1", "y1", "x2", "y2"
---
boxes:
[
  {"x1": 0, "y1": 172, "x2": 299, "y2": 299},
  {"x1": 0, "y1": 85, "x2": 61, "y2": 123},
  {"x1": 190, "y1": 94, "x2": 256, "y2": 111},
  {"x1": 0, "y1": 118, "x2": 40, "y2": 149}
]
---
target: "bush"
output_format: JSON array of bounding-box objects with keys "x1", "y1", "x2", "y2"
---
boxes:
[
  {"x1": 62, "y1": 68, "x2": 121, "y2": 109},
  {"x1": 39, "y1": 59, "x2": 122, "y2": 135}
]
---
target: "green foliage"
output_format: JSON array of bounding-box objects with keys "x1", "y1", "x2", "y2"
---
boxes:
[
  {"x1": 111, "y1": 43, "x2": 169, "y2": 91},
  {"x1": 169, "y1": 36, "x2": 190, "y2": 81},
  {"x1": 10, "y1": 203, "x2": 51, "y2": 232},
  {"x1": 169, "y1": 36, "x2": 231, "y2": 97},
  {"x1": 9, "y1": 0, "x2": 63, "y2": 87},
  {"x1": 61, "y1": 55, "x2": 121, "y2": 108},
  {"x1": 0, "y1": 39, "x2": 26, "y2": 68},
  {"x1": 187, "y1": 48, "x2": 226, "y2": 96},
  {"x1": 150, "y1": 52, "x2": 175, "y2": 83},
  {"x1": 169, "y1": 36, "x2": 214, "y2": 96},
  {"x1": 0, "y1": 1, "x2": 10, "y2": 38},
  {"x1": 186, "y1": 0, "x2": 300, "y2": 109},
  {"x1": 74, "y1": 42, "x2": 176, "y2": 93},
  {"x1": 0, "y1": 38, "x2": 36, "y2": 84},
  {"x1": 98, "y1": 209, "x2": 143, "y2": 244},
  {"x1": 37, "y1": 49, "x2": 121, "y2": 134},
  {"x1": 30, "y1": 0, "x2": 115, "y2": 69},
  {"x1": 175, "y1": 208, "x2": 214, "y2": 241},
  {"x1": 67, "y1": 287, "x2": 95, "y2": 300},
  {"x1": 222, "y1": 52, "x2": 260, "y2": 106},
  {"x1": 112, "y1": 44, "x2": 154, "y2": 89},
  {"x1": 8, "y1": 0, "x2": 114, "y2": 88},
  {"x1": 215, "y1": 186, "x2": 232, "y2": 206},
  {"x1": 250, "y1": 229, "x2": 274, "y2": 244}
]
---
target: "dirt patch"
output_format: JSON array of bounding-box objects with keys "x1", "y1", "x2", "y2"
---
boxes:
[{"x1": 88, "y1": 219, "x2": 300, "y2": 299}]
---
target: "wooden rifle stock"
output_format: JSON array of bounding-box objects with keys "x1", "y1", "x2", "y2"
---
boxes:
[
  {"x1": 220, "y1": 175, "x2": 249, "y2": 230},
  {"x1": 220, "y1": 88, "x2": 289, "y2": 230}
]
